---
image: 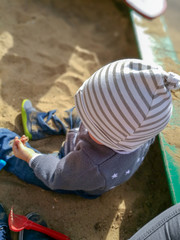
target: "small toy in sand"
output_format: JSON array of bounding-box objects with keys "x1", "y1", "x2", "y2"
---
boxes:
[
  {"x1": 9, "y1": 207, "x2": 70, "y2": 240},
  {"x1": 0, "y1": 159, "x2": 6, "y2": 170}
]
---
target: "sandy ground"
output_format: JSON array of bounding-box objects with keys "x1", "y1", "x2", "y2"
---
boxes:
[{"x1": 0, "y1": 0, "x2": 171, "y2": 239}]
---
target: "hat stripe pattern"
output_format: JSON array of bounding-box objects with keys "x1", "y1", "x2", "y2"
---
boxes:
[
  {"x1": 99, "y1": 63, "x2": 133, "y2": 134},
  {"x1": 75, "y1": 86, "x2": 112, "y2": 147},
  {"x1": 113, "y1": 63, "x2": 140, "y2": 128},
  {"x1": 75, "y1": 59, "x2": 180, "y2": 151}
]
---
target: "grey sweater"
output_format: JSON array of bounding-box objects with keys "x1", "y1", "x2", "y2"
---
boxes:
[{"x1": 30, "y1": 123, "x2": 154, "y2": 196}]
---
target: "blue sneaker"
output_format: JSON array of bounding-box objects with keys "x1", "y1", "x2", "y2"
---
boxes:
[
  {"x1": 0, "y1": 204, "x2": 11, "y2": 240},
  {"x1": 19, "y1": 212, "x2": 52, "y2": 240},
  {"x1": 21, "y1": 99, "x2": 66, "y2": 140}
]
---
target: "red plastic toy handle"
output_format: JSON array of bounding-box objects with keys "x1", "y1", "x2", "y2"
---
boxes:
[{"x1": 27, "y1": 220, "x2": 70, "y2": 240}]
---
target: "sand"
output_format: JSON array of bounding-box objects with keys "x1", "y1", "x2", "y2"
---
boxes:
[{"x1": 0, "y1": 0, "x2": 171, "y2": 239}]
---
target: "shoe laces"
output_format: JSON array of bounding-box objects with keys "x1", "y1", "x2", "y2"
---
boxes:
[
  {"x1": 0, "y1": 226, "x2": 8, "y2": 240},
  {"x1": 45, "y1": 110, "x2": 56, "y2": 122}
]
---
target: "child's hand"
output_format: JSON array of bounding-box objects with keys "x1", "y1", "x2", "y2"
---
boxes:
[
  {"x1": 12, "y1": 136, "x2": 36, "y2": 163},
  {"x1": 20, "y1": 135, "x2": 29, "y2": 145}
]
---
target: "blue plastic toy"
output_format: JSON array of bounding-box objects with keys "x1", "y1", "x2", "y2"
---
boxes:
[{"x1": 0, "y1": 160, "x2": 7, "y2": 170}]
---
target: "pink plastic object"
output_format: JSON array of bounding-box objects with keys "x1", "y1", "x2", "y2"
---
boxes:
[
  {"x1": 8, "y1": 207, "x2": 70, "y2": 240},
  {"x1": 124, "y1": 0, "x2": 167, "y2": 19}
]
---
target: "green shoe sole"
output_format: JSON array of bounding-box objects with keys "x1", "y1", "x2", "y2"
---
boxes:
[{"x1": 21, "y1": 99, "x2": 33, "y2": 140}]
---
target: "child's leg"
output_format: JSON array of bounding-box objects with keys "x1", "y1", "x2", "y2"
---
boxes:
[{"x1": 129, "y1": 203, "x2": 180, "y2": 240}]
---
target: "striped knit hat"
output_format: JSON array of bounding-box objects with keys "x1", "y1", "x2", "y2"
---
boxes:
[{"x1": 75, "y1": 59, "x2": 180, "y2": 151}]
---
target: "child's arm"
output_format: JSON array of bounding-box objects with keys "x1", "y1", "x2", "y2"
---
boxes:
[
  {"x1": 13, "y1": 136, "x2": 105, "y2": 192},
  {"x1": 12, "y1": 136, "x2": 36, "y2": 163}
]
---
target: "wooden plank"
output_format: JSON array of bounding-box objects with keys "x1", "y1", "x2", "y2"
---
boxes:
[{"x1": 130, "y1": 10, "x2": 180, "y2": 204}]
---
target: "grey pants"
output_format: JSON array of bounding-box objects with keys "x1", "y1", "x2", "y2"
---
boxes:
[{"x1": 129, "y1": 203, "x2": 180, "y2": 240}]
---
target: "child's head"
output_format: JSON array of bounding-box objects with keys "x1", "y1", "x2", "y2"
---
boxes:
[{"x1": 75, "y1": 59, "x2": 180, "y2": 151}]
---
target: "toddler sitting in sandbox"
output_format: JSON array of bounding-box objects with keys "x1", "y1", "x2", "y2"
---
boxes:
[{"x1": 0, "y1": 58, "x2": 179, "y2": 199}]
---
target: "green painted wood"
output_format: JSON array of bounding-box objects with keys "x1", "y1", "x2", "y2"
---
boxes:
[
  {"x1": 130, "y1": 10, "x2": 180, "y2": 204},
  {"x1": 158, "y1": 99, "x2": 180, "y2": 204}
]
